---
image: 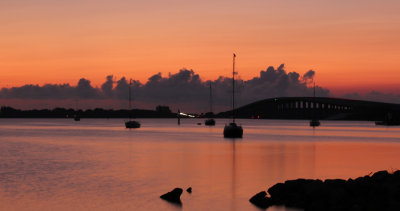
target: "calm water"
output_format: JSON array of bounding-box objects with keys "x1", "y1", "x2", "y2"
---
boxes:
[{"x1": 0, "y1": 118, "x2": 400, "y2": 211}]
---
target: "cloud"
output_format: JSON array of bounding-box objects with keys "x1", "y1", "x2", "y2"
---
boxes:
[
  {"x1": 101, "y1": 75, "x2": 114, "y2": 97},
  {"x1": 76, "y1": 78, "x2": 100, "y2": 99},
  {"x1": 114, "y1": 77, "x2": 129, "y2": 100},
  {"x1": 0, "y1": 84, "x2": 75, "y2": 99},
  {"x1": 243, "y1": 65, "x2": 329, "y2": 104},
  {"x1": 139, "y1": 69, "x2": 206, "y2": 103},
  {"x1": 2, "y1": 65, "x2": 398, "y2": 112},
  {"x1": 302, "y1": 70, "x2": 315, "y2": 84}
]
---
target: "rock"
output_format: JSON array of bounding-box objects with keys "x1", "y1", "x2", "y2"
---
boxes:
[
  {"x1": 267, "y1": 182, "x2": 286, "y2": 204},
  {"x1": 186, "y1": 187, "x2": 192, "y2": 193},
  {"x1": 324, "y1": 179, "x2": 346, "y2": 187},
  {"x1": 251, "y1": 170, "x2": 400, "y2": 211},
  {"x1": 371, "y1": 170, "x2": 389, "y2": 182},
  {"x1": 160, "y1": 188, "x2": 183, "y2": 204},
  {"x1": 393, "y1": 170, "x2": 400, "y2": 177},
  {"x1": 249, "y1": 191, "x2": 273, "y2": 208}
]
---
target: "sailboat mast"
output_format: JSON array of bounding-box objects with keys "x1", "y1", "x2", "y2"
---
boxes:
[
  {"x1": 232, "y1": 53, "x2": 236, "y2": 123},
  {"x1": 128, "y1": 79, "x2": 133, "y2": 120},
  {"x1": 313, "y1": 82, "x2": 316, "y2": 119},
  {"x1": 313, "y1": 82, "x2": 316, "y2": 99},
  {"x1": 128, "y1": 79, "x2": 132, "y2": 110},
  {"x1": 209, "y1": 82, "x2": 213, "y2": 113}
]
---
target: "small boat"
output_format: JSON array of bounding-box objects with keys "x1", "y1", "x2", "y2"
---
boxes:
[
  {"x1": 73, "y1": 100, "x2": 81, "y2": 121},
  {"x1": 205, "y1": 82, "x2": 216, "y2": 126},
  {"x1": 125, "y1": 79, "x2": 141, "y2": 129},
  {"x1": 375, "y1": 113, "x2": 400, "y2": 126},
  {"x1": 223, "y1": 53, "x2": 243, "y2": 138},
  {"x1": 74, "y1": 114, "x2": 80, "y2": 121},
  {"x1": 309, "y1": 82, "x2": 320, "y2": 127},
  {"x1": 310, "y1": 119, "x2": 320, "y2": 127},
  {"x1": 205, "y1": 118, "x2": 216, "y2": 126},
  {"x1": 375, "y1": 121, "x2": 400, "y2": 126},
  {"x1": 224, "y1": 122, "x2": 243, "y2": 138},
  {"x1": 125, "y1": 120, "x2": 141, "y2": 128}
]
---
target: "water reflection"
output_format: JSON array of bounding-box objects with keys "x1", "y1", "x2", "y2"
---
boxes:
[
  {"x1": 223, "y1": 138, "x2": 317, "y2": 211},
  {"x1": 230, "y1": 140, "x2": 237, "y2": 210},
  {"x1": 0, "y1": 119, "x2": 398, "y2": 211}
]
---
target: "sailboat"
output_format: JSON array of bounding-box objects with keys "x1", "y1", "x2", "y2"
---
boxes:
[
  {"x1": 205, "y1": 82, "x2": 216, "y2": 126},
  {"x1": 375, "y1": 113, "x2": 400, "y2": 126},
  {"x1": 125, "y1": 79, "x2": 141, "y2": 129},
  {"x1": 309, "y1": 82, "x2": 320, "y2": 127},
  {"x1": 223, "y1": 53, "x2": 243, "y2": 138},
  {"x1": 73, "y1": 100, "x2": 80, "y2": 121},
  {"x1": 74, "y1": 114, "x2": 80, "y2": 121}
]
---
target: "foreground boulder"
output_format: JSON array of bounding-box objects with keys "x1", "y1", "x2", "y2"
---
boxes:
[
  {"x1": 160, "y1": 188, "x2": 183, "y2": 204},
  {"x1": 249, "y1": 191, "x2": 273, "y2": 208},
  {"x1": 250, "y1": 170, "x2": 400, "y2": 211}
]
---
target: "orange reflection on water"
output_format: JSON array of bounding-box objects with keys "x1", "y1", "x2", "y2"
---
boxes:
[
  {"x1": 314, "y1": 142, "x2": 400, "y2": 179},
  {"x1": 0, "y1": 119, "x2": 399, "y2": 211}
]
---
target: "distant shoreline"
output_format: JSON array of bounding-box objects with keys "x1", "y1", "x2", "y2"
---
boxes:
[
  {"x1": 0, "y1": 106, "x2": 178, "y2": 119},
  {"x1": 2, "y1": 95, "x2": 400, "y2": 122}
]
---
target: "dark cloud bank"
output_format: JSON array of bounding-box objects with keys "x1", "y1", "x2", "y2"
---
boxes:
[{"x1": 0, "y1": 64, "x2": 398, "y2": 112}]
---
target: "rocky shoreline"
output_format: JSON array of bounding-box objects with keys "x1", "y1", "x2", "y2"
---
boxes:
[{"x1": 250, "y1": 170, "x2": 400, "y2": 211}]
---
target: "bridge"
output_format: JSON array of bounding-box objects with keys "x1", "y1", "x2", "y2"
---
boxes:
[{"x1": 218, "y1": 97, "x2": 400, "y2": 121}]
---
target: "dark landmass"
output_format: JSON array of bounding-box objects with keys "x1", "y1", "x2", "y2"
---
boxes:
[
  {"x1": 160, "y1": 188, "x2": 183, "y2": 205},
  {"x1": 250, "y1": 170, "x2": 400, "y2": 211},
  {"x1": 0, "y1": 105, "x2": 177, "y2": 118},
  {"x1": 1, "y1": 97, "x2": 400, "y2": 121}
]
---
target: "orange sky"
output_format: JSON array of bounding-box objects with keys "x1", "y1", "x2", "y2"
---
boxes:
[{"x1": 1, "y1": 0, "x2": 399, "y2": 95}]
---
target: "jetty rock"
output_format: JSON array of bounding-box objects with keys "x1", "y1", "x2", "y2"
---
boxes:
[
  {"x1": 249, "y1": 191, "x2": 273, "y2": 209},
  {"x1": 250, "y1": 170, "x2": 400, "y2": 211},
  {"x1": 160, "y1": 188, "x2": 183, "y2": 204}
]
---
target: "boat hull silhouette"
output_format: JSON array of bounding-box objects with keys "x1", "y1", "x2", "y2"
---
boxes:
[
  {"x1": 125, "y1": 120, "x2": 141, "y2": 129},
  {"x1": 205, "y1": 118, "x2": 216, "y2": 126},
  {"x1": 223, "y1": 123, "x2": 243, "y2": 138},
  {"x1": 375, "y1": 121, "x2": 400, "y2": 126},
  {"x1": 310, "y1": 119, "x2": 320, "y2": 127}
]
